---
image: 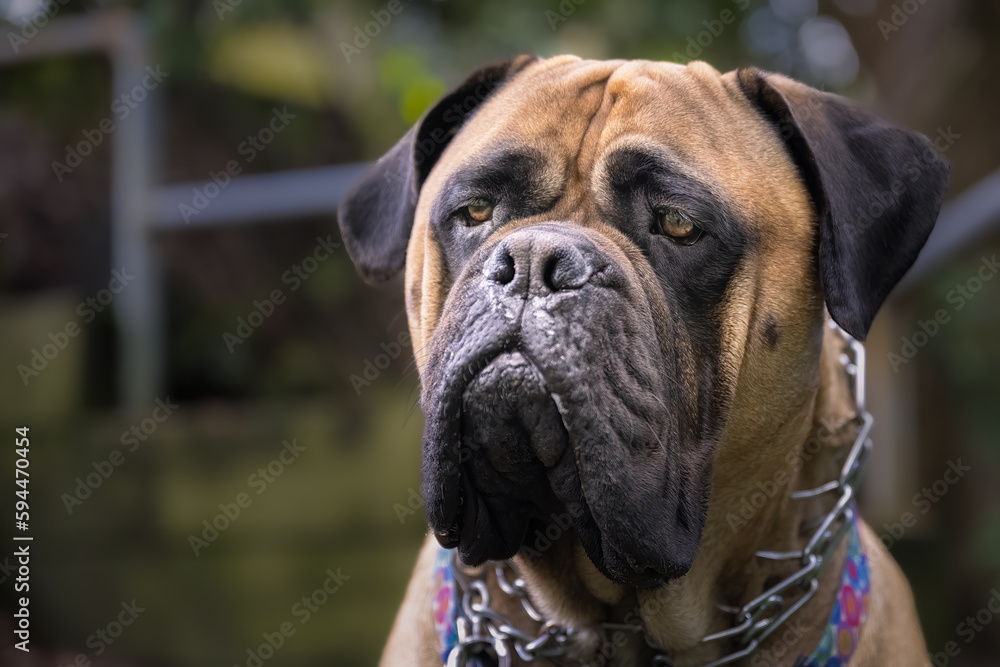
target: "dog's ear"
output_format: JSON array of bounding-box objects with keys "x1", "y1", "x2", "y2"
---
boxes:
[
  {"x1": 737, "y1": 68, "x2": 950, "y2": 340},
  {"x1": 338, "y1": 56, "x2": 537, "y2": 283}
]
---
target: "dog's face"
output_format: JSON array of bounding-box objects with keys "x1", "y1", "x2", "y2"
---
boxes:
[{"x1": 339, "y1": 56, "x2": 949, "y2": 588}]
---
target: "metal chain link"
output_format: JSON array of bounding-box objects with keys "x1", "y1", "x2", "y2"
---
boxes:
[
  {"x1": 446, "y1": 322, "x2": 871, "y2": 667},
  {"x1": 447, "y1": 560, "x2": 573, "y2": 666}
]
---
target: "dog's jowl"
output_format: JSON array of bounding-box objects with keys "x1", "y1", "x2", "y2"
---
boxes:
[{"x1": 339, "y1": 56, "x2": 949, "y2": 666}]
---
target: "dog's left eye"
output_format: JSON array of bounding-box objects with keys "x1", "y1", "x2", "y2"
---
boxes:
[
  {"x1": 463, "y1": 199, "x2": 494, "y2": 226},
  {"x1": 652, "y1": 208, "x2": 703, "y2": 245}
]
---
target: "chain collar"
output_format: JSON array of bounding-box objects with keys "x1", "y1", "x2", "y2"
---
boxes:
[
  {"x1": 445, "y1": 322, "x2": 873, "y2": 667},
  {"x1": 446, "y1": 559, "x2": 571, "y2": 666}
]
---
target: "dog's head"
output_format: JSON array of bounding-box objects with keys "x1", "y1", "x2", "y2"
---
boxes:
[{"x1": 338, "y1": 56, "x2": 949, "y2": 588}]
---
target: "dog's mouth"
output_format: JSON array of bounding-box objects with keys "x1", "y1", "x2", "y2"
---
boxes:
[
  {"x1": 423, "y1": 338, "x2": 694, "y2": 590},
  {"x1": 432, "y1": 349, "x2": 570, "y2": 565}
]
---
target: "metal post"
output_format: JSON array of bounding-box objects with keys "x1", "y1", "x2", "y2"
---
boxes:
[
  {"x1": 0, "y1": 10, "x2": 161, "y2": 409},
  {"x1": 110, "y1": 13, "x2": 161, "y2": 410}
]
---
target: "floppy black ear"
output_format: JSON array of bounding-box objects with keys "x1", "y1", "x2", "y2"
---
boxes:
[
  {"x1": 338, "y1": 55, "x2": 537, "y2": 283},
  {"x1": 737, "y1": 68, "x2": 950, "y2": 340}
]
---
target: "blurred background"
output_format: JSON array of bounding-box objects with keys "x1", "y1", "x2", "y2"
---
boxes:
[{"x1": 0, "y1": 0, "x2": 998, "y2": 665}]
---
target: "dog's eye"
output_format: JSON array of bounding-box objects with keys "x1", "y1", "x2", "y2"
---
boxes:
[
  {"x1": 464, "y1": 199, "x2": 494, "y2": 226},
  {"x1": 652, "y1": 208, "x2": 703, "y2": 245}
]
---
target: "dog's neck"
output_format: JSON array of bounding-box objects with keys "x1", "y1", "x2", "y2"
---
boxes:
[{"x1": 511, "y1": 322, "x2": 859, "y2": 666}]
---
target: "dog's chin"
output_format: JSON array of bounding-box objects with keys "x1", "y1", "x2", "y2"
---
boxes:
[
  {"x1": 442, "y1": 351, "x2": 569, "y2": 565},
  {"x1": 596, "y1": 538, "x2": 679, "y2": 589},
  {"x1": 424, "y1": 350, "x2": 690, "y2": 588}
]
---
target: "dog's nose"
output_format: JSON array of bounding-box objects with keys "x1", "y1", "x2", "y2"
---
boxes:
[{"x1": 483, "y1": 229, "x2": 594, "y2": 295}]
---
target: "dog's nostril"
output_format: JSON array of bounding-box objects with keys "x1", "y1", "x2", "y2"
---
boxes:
[
  {"x1": 484, "y1": 247, "x2": 516, "y2": 284},
  {"x1": 542, "y1": 255, "x2": 559, "y2": 291},
  {"x1": 545, "y1": 246, "x2": 590, "y2": 291}
]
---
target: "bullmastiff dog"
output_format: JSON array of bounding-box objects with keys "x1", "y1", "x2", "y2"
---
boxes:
[{"x1": 338, "y1": 56, "x2": 949, "y2": 666}]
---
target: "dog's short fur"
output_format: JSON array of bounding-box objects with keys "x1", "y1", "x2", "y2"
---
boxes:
[{"x1": 338, "y1": 56, "x2": 949, "y2": 666}]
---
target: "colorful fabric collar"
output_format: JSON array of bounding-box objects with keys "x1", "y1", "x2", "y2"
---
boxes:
[
  {"x1": 796, "y1": 509, "x2": 871, "y2": 666},
  {"x1": 433, "y1": 547, "x2": 461, "y2": 664},
  {"x1": 433, "y1": 548, "x2": 495, "y2": 666},
  {"x1": 432, "y1": 511, "x2": 870, "y2": 666}
]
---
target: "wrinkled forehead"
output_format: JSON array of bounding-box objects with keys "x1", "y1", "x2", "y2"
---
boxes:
[{"x1": 421, "y1": 56, "x2": 788, "y2": 212}]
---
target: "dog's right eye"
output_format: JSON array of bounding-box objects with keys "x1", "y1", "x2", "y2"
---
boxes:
[{"x1": 463, "y1": 199, "x2": 494, "y2": 226}]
